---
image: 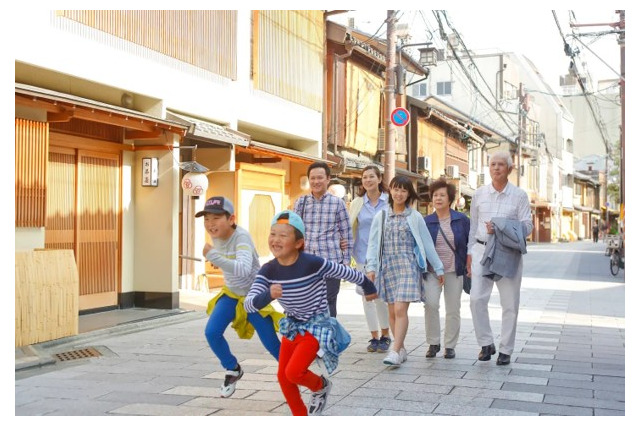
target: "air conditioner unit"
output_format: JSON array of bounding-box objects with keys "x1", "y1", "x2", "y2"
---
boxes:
[
  {"x1": 477, "y1": 173, "x2": 486, "y2": 186},
  {"x1": 396, "y1": 131, "x2": 407, "y2": 155},
  {"x1": 417, "y1": 156, "x2": 431, "y2": 174},
  {"x1": 445, "y1": 165, "x2": 460, "y2": 179},
  {"x1": 377, "y1": 128, "x2": 385, "y2": 152}
]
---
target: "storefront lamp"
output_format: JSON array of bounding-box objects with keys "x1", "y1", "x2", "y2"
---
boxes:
[
  {"x1": 182, "y1": 172, "x2": 209, "y2": 197},
  {"x1": 418, "y1": 46, "x2": 438, "y2": 67}
]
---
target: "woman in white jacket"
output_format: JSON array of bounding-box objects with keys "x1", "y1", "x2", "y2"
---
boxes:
[
  {"x1": 366, "y1": 175, "x2": 444, "y2": 367},
  {"x1": 349, "y1": 165, "x2": 391, "y2": 353}
]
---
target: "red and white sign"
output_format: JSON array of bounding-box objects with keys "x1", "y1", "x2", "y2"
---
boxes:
[{"x1": 391, "y1": 107, "x2": 410, "y2": 127}]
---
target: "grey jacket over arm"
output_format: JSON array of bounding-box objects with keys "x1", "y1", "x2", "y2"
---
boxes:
[{"x1": 480, "y1": 217, "x2": 529, "y2": 280}]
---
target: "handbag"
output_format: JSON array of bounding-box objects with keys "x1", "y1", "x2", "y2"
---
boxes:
[
  {"x1": 437, "y1": 224, "x2": 472, "y2": 294},
  {"x1": 358, "y1": 210, "x2": 385, "y2": 296}
]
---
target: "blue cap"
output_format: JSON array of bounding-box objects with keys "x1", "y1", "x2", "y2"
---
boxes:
[
  {"x1": 195, "y1": 196, "x2": 234, "y2": 217},
  {"x1": 271, "y1": 210, "x2": 305, "y2": 238}
]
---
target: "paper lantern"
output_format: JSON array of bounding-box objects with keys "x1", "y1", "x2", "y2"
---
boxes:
[
  {"x1": 182, "y1": 172, "x2": 209, "y2": 197},
  {"x1": 328, "y1": 184, "x2": 346, "y2": 199}
]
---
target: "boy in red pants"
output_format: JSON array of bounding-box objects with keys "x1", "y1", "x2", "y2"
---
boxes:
[{"x1": 244, "y1": 210, "x2": 377, "y2": 416}]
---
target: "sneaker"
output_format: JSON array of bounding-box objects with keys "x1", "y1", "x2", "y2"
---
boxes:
[
  {"x1": 220, "y1": 364, "x2": 243, "y2": 398},
  {"x1": 377, "y1": 336, "x2": 391, "y2": 352},
  {"x1": 366, "y1": 338, "x2": 379, "y2": 352},
  {"x1": 383, "y1": 350, "x2": 402, "y2": 366},
  {"x1": 308, "y1": 376, "x2": 332, "y2": 416},
  {"x1": 399, "y1": 347, "x2": 408, "y2": 363}
]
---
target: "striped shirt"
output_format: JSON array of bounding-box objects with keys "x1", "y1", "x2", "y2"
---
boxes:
[
  {"x1": 468, "y1": 182, "x2": 533, "y2": 252},
  {"x1": 244, "y1": 252, "x2": 376, "y2": 321},
  {"x1": 293, "y1": 193, "x2": 353, "y2": 264},
  {"x1": 204, "y1": 226, "x2": 260, "y2": 296},
  {"x1": 434, "y1": 215, "x2": 456, "y2": 273}
]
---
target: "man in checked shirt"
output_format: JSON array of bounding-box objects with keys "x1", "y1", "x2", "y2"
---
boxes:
[{"x1": 294, "y1": 162, "x2": 353, "y2": 318}]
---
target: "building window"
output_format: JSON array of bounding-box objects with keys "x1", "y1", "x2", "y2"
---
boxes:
[
  {"x1": 436, "y1": 81, "x2": 452, "y2": 95},
  {"x1": 412, "y1": 83, "x2": 427, "y2": 98}
]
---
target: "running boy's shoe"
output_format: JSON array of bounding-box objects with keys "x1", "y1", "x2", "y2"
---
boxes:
[
  {"x1": 308, "y1": 376, "x2": 332, "y2": 415},
  {"x1": 220, "y1": 364, "x2": 243, "y2": 398},
  {"x1": 377, "y1": 336, "x2": 391, "y2": 352},
  {"x1": 366, "y1": 338, "x2": 379, "y2": 352}
]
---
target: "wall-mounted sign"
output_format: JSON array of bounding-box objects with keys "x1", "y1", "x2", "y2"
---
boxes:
[{"x1": 142, "y1": 157, "x2": 159, "y2": 187}]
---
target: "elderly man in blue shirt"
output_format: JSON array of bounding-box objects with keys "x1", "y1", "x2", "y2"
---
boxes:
[{"x1": 467, "y1": 151, "x2": 533, "y2": 366}]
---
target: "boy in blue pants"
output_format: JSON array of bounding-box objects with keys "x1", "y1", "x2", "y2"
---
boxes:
[{"x1": 197, "y1": 196, "x2": 282, "y2": 398}]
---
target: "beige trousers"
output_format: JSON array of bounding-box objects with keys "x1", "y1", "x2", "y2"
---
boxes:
[{"x1": 423, "y1": 271, "x2": 463, "y2": 348}]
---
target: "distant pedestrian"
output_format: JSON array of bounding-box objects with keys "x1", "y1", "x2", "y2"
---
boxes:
[
  {"x1": 423, "y1": 179, "x2": 470, "y2": 360},
  {"x1": 349, "y1": 165, "x2": 391, "y2": 353},
  {"x1": 197, "y1": 197, "x2": 282, "y2": 398},
  {"x1": 294, "y1": 162, "x2": 353, "y2": 317},
  {"x1": 467, "y1": 152, "x2": 533, "y2": 366},
  {"x1": 244, "y1": 210, "x2": 377, "y2": 416},
  {"x1": 366, "y1": 176, "x2": 444, "y2": 367},
  {"x1": 592, "y1": 219, "x2": 599, "y2": 243}
]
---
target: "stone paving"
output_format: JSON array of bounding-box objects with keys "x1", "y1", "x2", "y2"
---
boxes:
[{"x1": 15, "y1": 241, "x2": 626, "y2": 416}]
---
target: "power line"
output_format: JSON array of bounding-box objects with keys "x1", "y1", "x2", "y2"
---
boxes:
[{"x1": 435, "y1": 10, "x2": 518, "y2": 137}]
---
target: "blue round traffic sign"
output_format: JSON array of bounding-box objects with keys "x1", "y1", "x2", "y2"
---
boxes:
[{"x1": 391, "y1": 107, "x2": 410, "y2": 127}]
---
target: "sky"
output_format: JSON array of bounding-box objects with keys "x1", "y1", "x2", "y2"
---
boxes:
[{"x1": 330, "y1": 9, "x2": 623, "y2": 94}]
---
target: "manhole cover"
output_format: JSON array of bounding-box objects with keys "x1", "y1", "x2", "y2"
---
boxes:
[{"x1": 53, "y1": 347, "x2": 102, "y2": 362}]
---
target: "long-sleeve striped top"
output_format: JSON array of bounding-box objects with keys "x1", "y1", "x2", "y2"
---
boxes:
[
  {"x1": 204, "y1": 226, "x2": 260, "y2": 296},
  {"x1": 244, "y1": 252, "x2": 376, "y2": 321},
  {"x1": 293, "y1": 193, "x2": 353, "y2": 264}
]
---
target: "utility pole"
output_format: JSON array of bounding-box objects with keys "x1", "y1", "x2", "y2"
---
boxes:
[
  {"x1": 569, "y1": 12, "x2": 625, "y2": 229},
  {"x1": 617, "y1": 10, "x2": 625, "y2": 226},
  {"x1": 517, "y1": 82, "x2": 526, "y2": 188},
  {"x1": 384, "y1": 10, "x2": 397, "y2": 186}
]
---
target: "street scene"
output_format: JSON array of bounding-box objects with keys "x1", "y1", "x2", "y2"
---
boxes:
[
  {"x1": 16, "y1": 240, "x2": 624, "y2": 416},
  {"x1": 14, "y1": 9, "x2": 626, "y2": 418}
]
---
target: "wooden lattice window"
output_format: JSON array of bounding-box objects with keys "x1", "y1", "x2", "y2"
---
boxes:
[{"x1": 15, "y1": 119, "x2": 49, "y2": 227}]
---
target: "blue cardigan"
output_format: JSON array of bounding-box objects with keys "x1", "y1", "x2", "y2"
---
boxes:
[
  {"x1": 424, "y1": 209, "x2": 470, "y2": 277},
  {"x1": 365, "y1": 207, "x2": 444, "y2": 277}
]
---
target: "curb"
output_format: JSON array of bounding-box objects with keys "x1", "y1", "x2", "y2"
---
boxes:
[{"x1": 16, "y1": 309, "x2": 207, "y2": 372}]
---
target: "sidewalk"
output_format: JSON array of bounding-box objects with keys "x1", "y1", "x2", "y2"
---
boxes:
[{"x1": 15, "y1": 241, "x2": 626, "y2": 416}]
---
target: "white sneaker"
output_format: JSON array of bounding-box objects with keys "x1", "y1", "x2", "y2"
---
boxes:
[
  {"x1": 399, "y1": 347, "x2": 408, "y2": 363},
  {"x1": 383, "y1": 350, "x2": 402, "y2": 366},
  {"x1": 308, "y1": 376, "x2": 332, "y2": 415},
  {"x1": 220, "y1": 364, "x2": 243, "y2": 398}
]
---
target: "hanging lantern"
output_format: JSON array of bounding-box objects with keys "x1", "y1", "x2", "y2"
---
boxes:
[
  {"x1": 328, "y1": 184, "x2": 346, "y2": 199},
  {"x1": 182, "y1": 172, "x2": 209, "y2": 197}
]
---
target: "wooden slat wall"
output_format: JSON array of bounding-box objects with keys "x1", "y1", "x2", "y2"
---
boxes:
[
  {"x1": 57, "y1": 10, "x2": 237, "y2": 79},
  {"x1": 15, "y1": 119, "x2": 49, "y2": 228},
  {"x1": 255, "y1": 10, "x2": 324, "y2": 111},
  {"x1": 45, "y1": 148, "x2": 76, "y2": 251},
  {"x1": 77, "y1": 153, "x2": 119, "y2": 296},
  {"x1": 344, "y1": 62, "x2": 382, "y2": 155},
  {"x1": 15, "y1": 250, "x2": 79, "y2": 347}
]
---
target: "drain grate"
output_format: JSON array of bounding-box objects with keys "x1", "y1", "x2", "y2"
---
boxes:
[{"x1": 53, "y1": 347, "x2": 102, "y2": 362}]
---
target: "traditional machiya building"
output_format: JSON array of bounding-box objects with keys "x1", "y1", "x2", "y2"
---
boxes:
[
  {"x1": 15, "y1": 10, "x2": 327, "y2": 345},
  {"x1": 324, "y1": 20, "x2": 429, "y2": 206}
]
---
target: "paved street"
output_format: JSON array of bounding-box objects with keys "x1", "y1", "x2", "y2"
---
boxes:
[{"x1": 14, "y1": 240, "x2": 626, "y2": 416}]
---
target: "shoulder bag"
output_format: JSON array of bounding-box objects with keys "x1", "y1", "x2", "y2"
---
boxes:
[{"x1": 437, "y1": 223, "x2": 472, "y2": 294}]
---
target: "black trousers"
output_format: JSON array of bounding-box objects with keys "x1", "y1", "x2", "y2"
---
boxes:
[{"x1": 325, "y1": 277, "x2": 341, "y2": 318}]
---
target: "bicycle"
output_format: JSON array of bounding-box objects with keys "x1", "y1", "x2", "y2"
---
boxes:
[{"x1": 605, "y1": 234, "x2": 625, "y2": 276}]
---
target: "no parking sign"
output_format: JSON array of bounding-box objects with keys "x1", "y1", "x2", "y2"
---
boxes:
[{"x1": 391, "y1": 107, "x2": 410, "y2": 127}]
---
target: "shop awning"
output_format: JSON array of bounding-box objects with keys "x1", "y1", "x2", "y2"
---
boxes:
[
  {"x1": 15, "y1": 83, "x2": 188, "y2": 137},
  {"x1": 166, "y1": 111, "x2": 250, "y2": 147},
  {"x1": 460, "y1": 184, "x2": 475, "y2": 197},
  {"x1": 239, "y1": 140, "x2": 329, "y2": 165}
]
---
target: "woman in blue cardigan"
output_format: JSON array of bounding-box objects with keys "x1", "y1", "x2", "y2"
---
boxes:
[
  {"x1": 366, "y1": 176, "x2": 444, "y2": 367},
  {"x1": 423, "y1": 179, "x2": 470, "y2": 359}
]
